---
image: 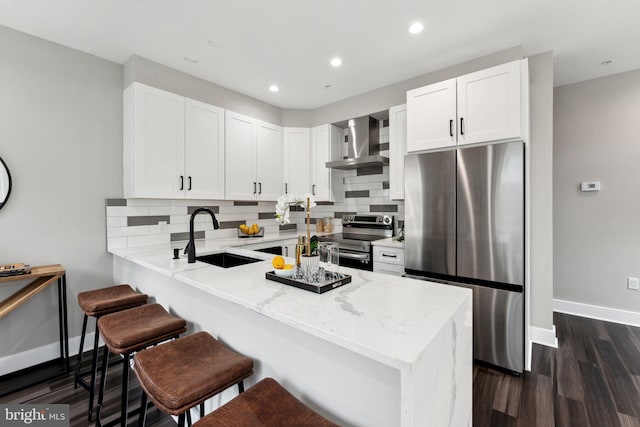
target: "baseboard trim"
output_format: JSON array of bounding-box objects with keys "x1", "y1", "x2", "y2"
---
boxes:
[
  {"x1": 530, "y1": 325, "x2": 558, "y2": 349},
  {"x1": 553, "y1": 298, "x2": 640, "y2": 327},
  {"x1": 0, "y1": 332, "x2": 101, "y2": 376}
]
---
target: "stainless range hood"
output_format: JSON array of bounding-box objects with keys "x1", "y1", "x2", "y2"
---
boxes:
[{"x1": 326, "y1": 116, "x2": 388, "y2": 170}]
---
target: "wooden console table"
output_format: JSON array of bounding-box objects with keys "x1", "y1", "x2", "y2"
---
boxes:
[{"x1": 0, "y1": 264, "x2": 70, "y2": 395}]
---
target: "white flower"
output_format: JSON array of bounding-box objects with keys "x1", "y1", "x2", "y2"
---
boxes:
[{"x1": 274, "y1": 193, "x2": 316, "y2": 225}]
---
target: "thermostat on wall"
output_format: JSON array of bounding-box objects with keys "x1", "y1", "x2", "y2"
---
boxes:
[{"x1": 580, "y1": 181, "x2": 601, "y2": 192}]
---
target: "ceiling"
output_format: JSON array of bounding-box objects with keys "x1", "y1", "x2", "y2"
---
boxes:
[{"x1": 1, "y1": 0, "x2": 639, "y2": 109}]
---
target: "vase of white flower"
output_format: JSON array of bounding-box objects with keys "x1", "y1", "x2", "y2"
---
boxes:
[
  {"x1": 274, "y1": 193, "x2": 316, "y2": 225},
  {"x1": 275, "y1": 193, "x2": 316, "y2": 258}
]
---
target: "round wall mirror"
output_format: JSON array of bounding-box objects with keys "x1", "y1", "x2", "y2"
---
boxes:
[{"x1": 0, "y1": 156, "x2": 12, "y2": 210}]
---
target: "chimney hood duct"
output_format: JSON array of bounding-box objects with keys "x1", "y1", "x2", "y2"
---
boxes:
[{"x1": 325, "y1": 116, "x2": 388, "y2": 170}]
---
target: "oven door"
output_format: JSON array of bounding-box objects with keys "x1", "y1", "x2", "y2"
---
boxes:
[{"x1": 339, "y1": 249, "x2": 372, "y2": 271}]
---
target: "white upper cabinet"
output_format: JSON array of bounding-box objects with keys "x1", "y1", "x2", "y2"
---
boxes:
[
  {"x1": 185, "y1": 99, "x2": 225, "y2": 199},
  {"x1": 255, "y1": 121, "x2": 283, "y2": 200},
  {"x1": 456, "y1": 60, "x2": 522, "y2": 145},
  {"x1": 407, "y1": 59, "x2": 525, "y2": 152},
  {"x1": 225, "y1": 111, "x2": 257, "y2": 200},
  {"x1": 311, "y1": 124, "x2": 342, "y2": 202},
  {"x1": 124, "y1": 83, "x2": 224, "y2": 199},
  {"x1": 407, "y1": 78, "x2": 457, "y2": 152},
  {"x1": 389, "y1": 104, "x2": 407, "y2": 200},
  {"x1": 225, "y1": 111, "x2": 282, "y2": 201},
  {"x1": 283, "y1": 128, "x2": 311, "y2": 196}
]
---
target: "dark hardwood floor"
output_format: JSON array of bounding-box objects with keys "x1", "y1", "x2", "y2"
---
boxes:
[
  {"x1": 2, "y1": 312, "x2": 640, "y2": 426},
  {"x1": 474, "y1": 312, "x2": 640, "y2": 427},
  {"x1": 0, "y1": 352, "x2": 175, "y2": 426}
]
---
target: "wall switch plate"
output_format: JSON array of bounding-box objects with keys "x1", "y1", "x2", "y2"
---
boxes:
[{"x1": 628, "y1": 277, "x2": 639, "y2": 290}]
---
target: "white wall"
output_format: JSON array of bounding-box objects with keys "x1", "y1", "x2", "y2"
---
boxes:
[
  {"x1": 554, "y1": 70, "x2": 640, "y2": 312},
  {"x1": 528, "y1": 52, "x2": 555, "y2": 330},
  {"x1": 124, "y1": 55, "x2": 282, "y2": 125},
  {"x1": 0, "y1": 25, "x2": 123, "y2": 364}
]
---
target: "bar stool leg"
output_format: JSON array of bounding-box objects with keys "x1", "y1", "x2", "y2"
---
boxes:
[
  {"x1": 88, "y1": 323, "x2": 101, "y2": 420},
  {"x1": 121, "y1": 353, "x2": 131, "y2": 427},
  {"x1": 74, "y1": 314, "x2": 88, "y2": 388},
  {"x1": 238, "y1": 380, "x2": 244, "y2": 393},
  {"x1": 199, "y1": 403, "x2": 204, "y2": 418},
  {"x1": 137, "y1": 392, "x2": 148, "y2": 427},
  {"x1": 96, "y1": 345, "x2": 110, "y2": 427},
  {"x1": 177, "y1": 413, "x2": 186, "y2": 427}
]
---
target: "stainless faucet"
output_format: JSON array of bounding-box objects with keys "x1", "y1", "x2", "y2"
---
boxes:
[{"x1": 185, "y1": 208, "x2": 220, "y2": 263}]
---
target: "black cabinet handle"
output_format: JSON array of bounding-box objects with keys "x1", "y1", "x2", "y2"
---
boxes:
[
  {"x1": 285, "y1": 183, "x2": 288, "y2": 194},
  {"x1": 460, "y1": 117, "x2": 464, "y2": 135},
  {"x1": 312, "y1": 184, "x2": 316, "y2": 195},
  {"x1": 180, "y1": 175, "x2": 184, "y2": 191},
  {"x1": 382, "y1": 253, "x2": 398, "y2": 258},
  {"x1": 449, "y1": 119, "x2": 453, "y2": 137},
  {"x1": 188, "y1": 176, "x2": 192, "y2": 191},
  {"x1": 258, "y1": 182, "x2": 262, "y2": 194},
  {"x1": 253, "y1": 182, "x2": 257, "y2": 194}
]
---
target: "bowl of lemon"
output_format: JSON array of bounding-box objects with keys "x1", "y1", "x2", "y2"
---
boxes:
[
  {"x1": 272, "y1": 256, "x2": 294, "y2": 277},
  {"x1": 238, "y1": 223, "x2": 264, "y2": 237}
]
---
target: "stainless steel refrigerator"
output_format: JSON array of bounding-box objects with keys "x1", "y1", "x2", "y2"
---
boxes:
[{"x1": 405, "y1": 141, "x2": 524, "y2": 373}]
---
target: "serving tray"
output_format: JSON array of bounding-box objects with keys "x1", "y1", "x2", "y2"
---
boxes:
[{"x1": 265, "y1": 271, "x2": 351, "y2": 294}]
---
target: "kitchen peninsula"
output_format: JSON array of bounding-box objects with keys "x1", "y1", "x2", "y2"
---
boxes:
[{"x1": 109, "y1": 237, "x2": 472, "y2": 427}]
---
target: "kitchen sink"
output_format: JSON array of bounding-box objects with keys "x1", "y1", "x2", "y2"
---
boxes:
[{"x1": 196, "y1": 252, "x2": 262, "y2": 268}]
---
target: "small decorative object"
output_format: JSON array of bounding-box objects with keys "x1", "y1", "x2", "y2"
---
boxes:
[
  {"x1": 323, "y1": 217, "x2": 333, "y2": 233},
  {"x1": 0, "y1": 263, "x2": 31, "y2": 277},
  {"x1": 301, "y1": 254, "x2": 320, "y2": 282}
]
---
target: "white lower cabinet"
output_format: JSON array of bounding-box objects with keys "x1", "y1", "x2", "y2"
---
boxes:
[{"x1": 373, "y1": 245, "x2": 405, "y2": 276}]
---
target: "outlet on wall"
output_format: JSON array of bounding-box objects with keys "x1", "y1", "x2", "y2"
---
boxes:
[{"x1": 628, "y1": 277, "x2": 639, "y2": 290}]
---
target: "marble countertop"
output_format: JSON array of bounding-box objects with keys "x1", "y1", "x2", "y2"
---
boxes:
[
  {"x1": 109, "y1": 234, "x2": 470, "y2": 370},
  {"x1": 371, "y1": 237, "x2": 405, "y2": 248}
]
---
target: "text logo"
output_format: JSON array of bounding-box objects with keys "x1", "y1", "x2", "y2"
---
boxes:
[{"x1": 1, "y1": 405, "x2": 69, "y2": 426}]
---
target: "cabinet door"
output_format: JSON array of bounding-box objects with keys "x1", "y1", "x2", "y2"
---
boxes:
[
  {"x1": 255, "y1": 121, "x2": 283, "y2": 201},
  {"x1": 185, "y1": 99, "x2": 225, "y2": 200},
  {"x1": 457, "y1": 60, "x2": 521, "y2": 145},
  {"x1": 311, "y1": 125, "x2": 331, "y2": 201},
  {"x1": 128, "y1": 83, "x2": 185, "y2": 198},
  {"x1": 389, "y1": 104, "x2": 407, "y2": 200},
  {"x1": 283, "y1": 128, "x2": 311, "y2": 196},
  {"x1": 406, "y1": 78, "x2": 456, "y2": 152},
  {"x1": 225, "y1": 111, "x2": 256, "y2": 200}
]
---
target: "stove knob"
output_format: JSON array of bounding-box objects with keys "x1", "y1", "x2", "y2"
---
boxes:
[{"x1": 383, "y1": 217, "x2": 391, "y2": 224}]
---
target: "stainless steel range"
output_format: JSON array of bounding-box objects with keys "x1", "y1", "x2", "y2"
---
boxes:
[{"x1": 318, "y1": 214, "x2": 394, "y2": 271}]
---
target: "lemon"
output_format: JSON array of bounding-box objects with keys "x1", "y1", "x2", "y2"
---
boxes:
[
  {"x1": 283, "y1": 264, "x2": 293, "y2": 270},
  {"x1": 272, "y1": 256, "x2": 285, "y2": 269}
]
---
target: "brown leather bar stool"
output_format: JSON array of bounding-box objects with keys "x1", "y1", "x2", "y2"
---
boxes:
[
  {"x1": 75, "y1": 284, "x2": 148, "y2": 421},
  {"x1": 193, "y1": 377, "x2": 339, "y2": 427},
  {"x1": 133, "y1": 331, "x2": 254, "y2": 427},
  {"x1": 96, "y1": 303, "x2": 187, "y2": 427}
]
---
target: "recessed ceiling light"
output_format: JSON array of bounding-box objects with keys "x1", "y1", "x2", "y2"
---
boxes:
[
  {"x1": 330, "y1": 57, "x2": 342, "y2": 67},
  {"x1": 408, "y1": 22, "x2": 424, "y2": 34},
  {"x1": 183, "y1": 56, "x2": 198, "y2": 64},
  {"x1": 269, "y1": 85, "x2": 280, "y2": 92}
]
